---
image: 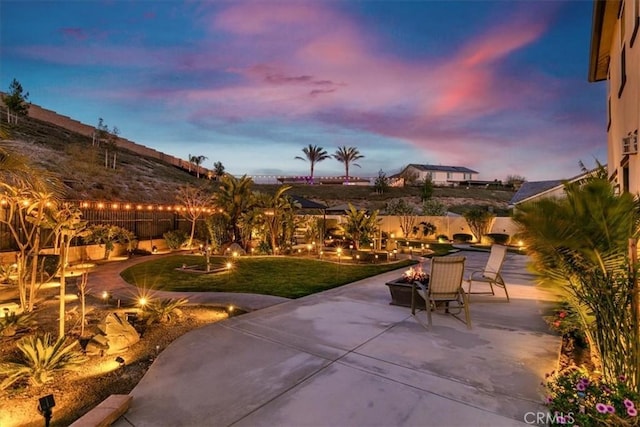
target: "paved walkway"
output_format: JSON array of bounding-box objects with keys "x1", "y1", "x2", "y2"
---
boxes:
[
  {"x1": 105, "y1": 250, "x2": 559, "y2": 427},
  {"x1": 83, "y1": 253, "x2": 290, "y2": 311}
]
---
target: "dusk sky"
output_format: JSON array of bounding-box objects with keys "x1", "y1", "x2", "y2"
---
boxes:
[{"x1": 1, "y1": 0, "x2": 607, "y2": 182}]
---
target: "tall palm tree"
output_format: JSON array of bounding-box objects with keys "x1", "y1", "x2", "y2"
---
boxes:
[
  {"x1": 213, "y1": 175, "x2": 254, "y2": 245},
  {"x1": 190, "y1": 154, "x2": 208, "y2": 178},
  {"x1": 295, "y1": 145, "x2": 330, "y2": 184},
  {"x1": 333, "y1": 146, "x2": 364, "y2": 183}
]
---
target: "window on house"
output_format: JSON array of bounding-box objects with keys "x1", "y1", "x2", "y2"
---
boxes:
[
  {"x1": 620, "y1": 1, "x2": 626, "y2": 45},
  {"x1": 446, "y1": 172, "x2": 452, "y2": 179},
  {"x1": 632, "y1": 0, "x2": 639, "y2": 46},
  {"x1": 464, "y1": 173, "x2": 472, "y2": 180},
  {"x1": 623, "y1": 165, "x2": 630, "y2": 193},
  {"x1": 619, "y1": 45, "x2": 627, "y2": 98}
]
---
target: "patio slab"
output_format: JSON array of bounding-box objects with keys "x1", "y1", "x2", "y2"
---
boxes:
[{"x1": 114, "y1": 250, "x2": 560, "y2": 427}]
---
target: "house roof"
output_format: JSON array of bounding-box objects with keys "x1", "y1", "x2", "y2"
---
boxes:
[
  {"x1": 509, "y1": 180, "x2": 564, "y2": 205},
  {"x1": 406, "y1": 164, "x2": 479, "y2": 174},
  {"x1": 509, "y1": 168, "x2": 602, "y2": 206},
  {"x1": 289, "y1": 195, "x2": 327, "y2": 210},
  {"x1": 588, "y1": 0, "x2": 620, "y2": 82},
  {"x1": 325, "y1": 203, "x2": 368, "y2": 214}
]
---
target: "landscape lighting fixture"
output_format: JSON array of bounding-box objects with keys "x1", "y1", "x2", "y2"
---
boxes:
[
  {"x1": 37, "y1": 394, "x2": 55, "y2": 427},
  {"x1": 115, "y1": 356, "x2": 125, "y2": 368},
  {"x1": 138, "y1": 297, "x2": 148, "y2": 308}
]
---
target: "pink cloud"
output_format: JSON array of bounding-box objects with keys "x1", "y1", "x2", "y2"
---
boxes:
[{"x1": 59, "y1": 28, "x2": 88, "y2": 40}]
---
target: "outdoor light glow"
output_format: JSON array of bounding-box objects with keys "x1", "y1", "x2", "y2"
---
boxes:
[
  {"x1": 97, "y1": 203, "x2": 104, "y2": 209},
  {"x1": 111, "y1": 203, "x2": 119, "y2": 209},
  {"x1": 102, "y1": 291, "x2": 109, "y2": 299},
  {"x1": 226, "y1": 262, "x2": 232, "y2": 269},
  {"x1": 138, "y1": 297, "x2": 148, "y2": 307},
  {"x1": 147, "y1": 205, "x2": 153, "y2": 210},
  {"x1": 232, "y1": 251, "x2": 238, "y2": 258},
  {"x1": 124, "y1": 204, "x2": 131, "y2": 209}
]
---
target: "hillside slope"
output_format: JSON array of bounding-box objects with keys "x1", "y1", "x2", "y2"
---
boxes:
[{"x1": 1, "y1": 108, "x2": 515, "y2": 213}]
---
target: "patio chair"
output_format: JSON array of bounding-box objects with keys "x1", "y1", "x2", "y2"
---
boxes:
[
  {"x1": 411, "y1": 256, "x2": 470, "y2": 329},
  {"x1": 466, "y1": 244, "x2": 509, "y2": 302}
]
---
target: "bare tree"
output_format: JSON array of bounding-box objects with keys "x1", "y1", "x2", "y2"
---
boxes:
[{"x1": 176, "y1": 185, "x2": 214, "y2": 248}]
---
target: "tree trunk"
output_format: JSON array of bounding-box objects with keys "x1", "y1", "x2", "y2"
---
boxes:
[{"x1": 59, "y1": 236, "x2": 67, "y2": 339}]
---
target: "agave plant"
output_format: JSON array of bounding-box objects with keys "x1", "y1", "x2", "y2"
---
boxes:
[
  {"x1": 0, "y1": 333, "x2": 87, "y2": 389},
  {"x1": 0, "y1": 311, "x2": 37, "y2": 337},
  {"x1": 144, "y1": 298, "x2": 188, "y2": 325}
]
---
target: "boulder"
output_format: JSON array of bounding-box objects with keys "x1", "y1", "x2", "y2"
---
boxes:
[
  {"x1": 97, "y1": 313, "x2": 140, "y2": 355},
  {"x1": 226, "y1": 242, "x2": 246, "y2": 256}
]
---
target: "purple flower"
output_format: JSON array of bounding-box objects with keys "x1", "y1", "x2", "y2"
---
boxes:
[
  {"x1": 576, "y1": 382, "x2": 586, "y2": 391},
  {"x1": 619, "y1": 375, "x2": 627, "y2": 382},
  {"x1": 596, "y1": 403, "x2": 608, "y2": 414},
  {"x1": 579, "y1": 377, "x2": 590, "y2": 386},
  {"x1": 601, "y1": 385, "x2": 611, "y2": 394},
  {"x1": 606, "y1": 405, "x2": 615, "y2": 414},
  {"x1": 624, "y1": 399, "x2": 635, "y2": 409},
  {"x1": 545, "y1": 396, "x2": 553, "y2": 404},
  {"x1": 628, "y1": 407, "x2": 638, "y2": 417},
  {"x1": 556, "y1": 416, "x2": 566, "y2": 424}
]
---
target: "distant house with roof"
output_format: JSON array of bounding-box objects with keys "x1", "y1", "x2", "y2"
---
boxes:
[
  {"x1": 509, "y1": 170, "x2": 596, "y2": 210},
  {"x1": 392, "y1": 164, "x2": 479, "y2": 186}
]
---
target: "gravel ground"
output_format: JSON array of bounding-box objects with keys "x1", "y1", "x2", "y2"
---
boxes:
[{"x1": 0, "y1": 286, "x2": 227, "y2": 427}]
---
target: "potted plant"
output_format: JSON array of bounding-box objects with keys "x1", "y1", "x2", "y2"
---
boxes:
[{"x1": 385, "y1": 265, "x2": 428, "y2": 308}]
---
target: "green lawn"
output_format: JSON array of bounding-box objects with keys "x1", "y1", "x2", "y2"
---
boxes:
[{"x1": 120, "y1": 255, "x2": 416, "y2": 298}]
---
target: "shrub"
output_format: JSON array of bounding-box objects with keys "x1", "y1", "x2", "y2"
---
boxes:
[
  {"x1": 544, "y1": 302, "x2": 585, "y2": 345},
  {"x1": 0, "y1": 312, "x2": 37, "y2": 337},
  {"x1": 436, "y1": 234, "x2": 449, "y2": 242},
  {"x1": 143, "y1": 298, "x2": 188, "y2": 325},
  {"x1": 163, "y1": 230, "x2": 188, "y2": 250},
  {"x1": 0, "y1": 333, "x2": 87, "y2": 389},
  {"x1": 486, "y1": 233, "x2": 510, "y2": 245},
  {"x1": 452, "y1": 233, "x2": 473, "y2": 242},
  {"x1": 545, "y1": 366, "x2": 640, "y2": 426}
]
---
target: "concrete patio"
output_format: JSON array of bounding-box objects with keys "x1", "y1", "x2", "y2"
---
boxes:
[{"x1": 113, "y1": 250, "x2": 560, "y2": 426}]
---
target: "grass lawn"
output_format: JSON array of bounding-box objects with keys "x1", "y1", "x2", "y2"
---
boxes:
[{"x1": 121, "y1": 255, "x2": 416, "y2": 298}]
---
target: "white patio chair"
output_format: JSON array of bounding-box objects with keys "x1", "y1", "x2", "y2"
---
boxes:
[{"x1": 466, "y1": 244, "x2": 509, "y2": 302}]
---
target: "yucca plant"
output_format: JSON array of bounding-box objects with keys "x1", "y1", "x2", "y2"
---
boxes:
[
  {"x1": 0, "y1": 311, "x2": 37, "y2": 337},
  {"x1": 144, "y1": 298, "x2": 188, "y2": 325},
  {"x1": 0, "y1": 333, "x2": 87, "y2": 389}
]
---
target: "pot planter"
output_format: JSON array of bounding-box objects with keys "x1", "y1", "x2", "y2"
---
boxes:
[{"x1": 385, "y1": 279, "x2": 428, "y2": 309}]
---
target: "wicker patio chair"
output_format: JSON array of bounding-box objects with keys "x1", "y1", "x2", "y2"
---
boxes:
[
  {"x1": 466, "y1": 244, "x2": 509, "y2": 302},
  {"x1": 411, "y1": 256, "x2": 470, "y2": 329}
]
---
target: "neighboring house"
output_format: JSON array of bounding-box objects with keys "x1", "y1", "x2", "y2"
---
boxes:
[
  {"x1": 393, "y1": 164, "x2": 479, "y2": 186},
  {"x1": 509, "y1": 171, "x2": 595, "y2": 210},
  {"x1": 589, "y1": 0, "x2": 640, "y2": 194}
]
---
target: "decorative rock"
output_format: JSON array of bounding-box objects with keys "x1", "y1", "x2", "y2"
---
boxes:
[
  {"x1": 97, "y1": 313, "x2": 140, "y2": 355},
  {"x1": 226, "y1": 242, "x2": 246, "y2": 256}
]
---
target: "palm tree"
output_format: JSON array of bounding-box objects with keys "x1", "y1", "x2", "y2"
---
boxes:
[
  {"x1": 253, "y1": 186, "x2": 299, "y2": 253},
  {"x1": 513, "y1": 177, "x2": 640, "y2": 387},
  {"x1": 333, "y1": 146, "x2": 364, "y2": 182},
  {"x1": 341, "y1": 204, "x2": 379, "y2": 250},
  {"x1": 213, "y1": 161, "x2": 225, "y2": 179},
  {"x1": 189, "y1": 154, "x2": 208, "y2": 178},
  {"x1": 295, "y1": 145, "x2": 330, "y2": 184},
  {"x1": 213, "y1": 175, "x2": 254, "y2": 245}
]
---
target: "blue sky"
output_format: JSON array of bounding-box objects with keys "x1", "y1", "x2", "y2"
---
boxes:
[{"x1": 1, "y1": 0, "x2": 607, "y2": 181}]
